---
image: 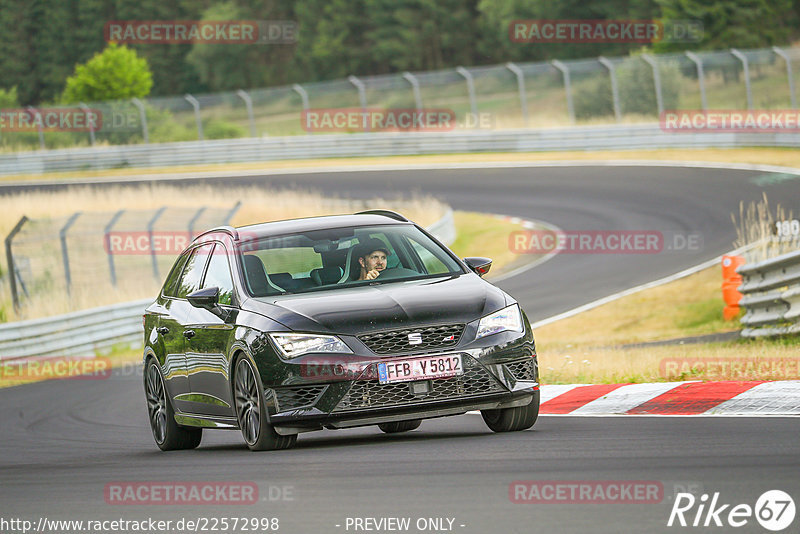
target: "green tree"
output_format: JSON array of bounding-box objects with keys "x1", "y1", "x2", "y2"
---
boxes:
[
  {"x1": 61, "y1": 43, "x2": 153, "y2": 103},
  {"x1": 654, "y1": 0, "x2": 796, "y2": 52},
  {"x1": 0, "y1": 86, "x2": 19, "y2": 107}
]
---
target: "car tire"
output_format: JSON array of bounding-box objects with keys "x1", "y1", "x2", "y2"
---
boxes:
[
  {"x1": 233, "y1": 356, "x2": 297, "y2": 451},
  {"x1": 378, "y1": 419, "x2": 422, "y2": 434},
  {"x1": 144, "y1": 358, "x2": 203, "y2": 451},
  {"x1": 481, "y1": 390, "x2": 540, "y2": 433}
]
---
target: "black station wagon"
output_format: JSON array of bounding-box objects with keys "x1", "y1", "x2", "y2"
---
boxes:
[{"x1": 143, "y1": 210, "x2": 539, "y2": 450}]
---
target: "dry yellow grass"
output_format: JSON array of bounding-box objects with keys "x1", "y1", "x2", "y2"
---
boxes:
[
  {"x1": 539, "y1": 340, "x2": 800, "y2": 384},
  {"x1": 0, "y1": 187, "x2": 531, "y2": 322},
  {"x1": 3, "y1": 147, "x2": 800, "y2": 183},
  {"x1": 0, "y1": 185, "x2": 448, "y2": 321},
  {"x1": 536, "y1": 265, "x2": 734, "y2": 351},
  {"x1": 0, "y1": 184, "x2": 445, "y2": 244},
  {"x1": 535, "y1": 263, "x2": 800, "y2": 384},
  {"x1": 449, "y1": 211, "x2": 543, "y2": 279}
]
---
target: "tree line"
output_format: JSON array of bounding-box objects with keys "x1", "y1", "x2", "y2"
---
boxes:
[{"x1": 0, "y1": 0, "x2": 798, "y2": 106}]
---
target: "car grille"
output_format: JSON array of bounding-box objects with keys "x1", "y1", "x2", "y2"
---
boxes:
[
  {"x1": 333, "y1": 355, "x2": 504, "y2": 412},
  {"x1": 504, "y1": 357, "x2": 538, "y2": 381},
  {"x1": 274, "y1": 385, "x2": 327, "y2": 412},
  {"x1": 359, "y1": 324, "x2": 465, "y2": 355}
]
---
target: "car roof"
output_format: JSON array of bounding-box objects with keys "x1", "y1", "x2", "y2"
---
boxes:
[{"x1": 193, "y1": 213, "x2": 413, "y2": 244}]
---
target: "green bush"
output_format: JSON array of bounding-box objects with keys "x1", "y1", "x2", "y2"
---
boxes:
[
  {"x1": 573, "y1": 56, "x2": 683, "y2": 120},
  {"x1": 203, "y1": 119, "x2": 247, "y2": 140}
]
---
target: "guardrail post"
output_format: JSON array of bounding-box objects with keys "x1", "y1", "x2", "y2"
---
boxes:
[
  {"x1": 224, "y1": 201, "x2": 242, "y2": 225},
  {"x1": 235, "y1": 90, "x2": 257, "y2": 137},
  {"x1": 685, "y1": 52, "x2": 708, "y2": 111},
  {"x1": 60, "y1": 212, "x2": 81, "y2": 296},
  {"x1": 5, "y1": 216, "x2": 28, "y2": 312},
  {"x1": 184, "y1": 94, "x2": 204, "y2": 141},
  {"x1": 131, "y1": 98, "x2": 149, "y2": 143},
  {"x1": 104, "y1": 210, "x2": 125, "y2": 287},
  {"x1": 772, "y1": 46, "x2": 797, "y2": 109},
  {"x1": 348, "y1": 75, "x2": 368, "y2": 131},
  {"x1": 730, "y1": 49, "x2": 753, "y2": 110},
  {"x1": 26, "y1": 107, "x2": 45, "y2": 149},
  {"x1": 456, "y1": 66, "x2": 479, "y2": 122},
  {"x1": 551, "y1": 60, "x2": 575, "y2": 124},
  {"x1": 641, "y1": 54, "x2": 664, "y2": 116},
  {"x1": 78, "y1": 103, "x2": 96, "y2": 146},
  {"x1": 598, "y1": 57, "x2": 622, "y2": 122},
  {"x1": 188, "y1": 206, "x2": 207, "y2": 242},
  {"x1": 147, "y1": 207, "x2": 167, "y2": 281},
  {"x1": 402, "y1": 72, "x2": 423, "y2": 111},
  {"x1": 506, "y1": 62, "x2": 529, "y2": 127}
]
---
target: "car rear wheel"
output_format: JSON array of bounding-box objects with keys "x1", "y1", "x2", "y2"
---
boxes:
[
  {"x1": 144, "y1": 359, "x2": 202, "y2": 451},
  {"x1": 233, "y1": 357, "x2": 297, "y2": 451},
  {"x1": 378, "y1": 419, "x2": 422, "y2": 434},
  {"x1": 481, "y1": 390, "x2": 539, "y2": 432}
]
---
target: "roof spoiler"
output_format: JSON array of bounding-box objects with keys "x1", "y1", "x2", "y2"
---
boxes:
[{"x1": 354, "y1": 209, "x2": 409, "y2": 222}]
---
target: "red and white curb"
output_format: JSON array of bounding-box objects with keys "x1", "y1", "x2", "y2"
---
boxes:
[{"x1": 537, "y1": 381, "x2": 800, "y2": 415}]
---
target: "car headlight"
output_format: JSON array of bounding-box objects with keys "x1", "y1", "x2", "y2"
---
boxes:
[
  {"x1": 476, "y1": 304, "x2": 523, "y2": 339},
  {"x1": 269, "y1": 333, "x2": 353, "y2": 359}
]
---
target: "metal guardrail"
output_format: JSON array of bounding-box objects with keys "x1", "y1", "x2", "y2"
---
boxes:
[
  {"x1": 0, "y1": 299, "x2": 150, "y2": 360},
  {"x1": 0, "y1": 212, "x2": 457, "y2": 360},
  {"x1": 738, "y1": 249, "x2": 800, "y2": 337},
  {"x1": 1, "y1": 125, "x2": 799, "y2": 176}
]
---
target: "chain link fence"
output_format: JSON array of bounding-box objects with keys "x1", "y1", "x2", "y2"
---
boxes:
[
  {"x1": 2, "y1": 204, "x2": 240, "y2": 317},
  {"x1": 2, "y1": 45, "x2": 798, "y2": 151}
]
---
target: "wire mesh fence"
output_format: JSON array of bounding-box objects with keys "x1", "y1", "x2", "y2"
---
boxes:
[
  {"x1": 2, "y1": 45, "x2": 798, "y2": 151},
  {"x1": 2, "y1": 204, "x2": 240, "y2": 316}
]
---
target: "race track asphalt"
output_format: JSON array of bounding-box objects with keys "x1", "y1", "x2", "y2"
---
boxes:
[{"x1": 1, "y1": 164, "x2": 798, "y2": 533}]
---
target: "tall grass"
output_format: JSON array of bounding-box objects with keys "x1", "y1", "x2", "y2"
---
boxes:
[
  {"x1": 731, "y1": 192, "x2": 797, "y2": 263},
  {"x1": 0, "y1": 184, "x2": 447, "y2": 322}
]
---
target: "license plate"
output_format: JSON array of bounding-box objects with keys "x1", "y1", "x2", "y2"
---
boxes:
[{"x1": 377, "y1": 355, "x2": 463, "y2": 384}]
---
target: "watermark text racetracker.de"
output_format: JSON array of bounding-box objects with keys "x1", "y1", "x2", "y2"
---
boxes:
[
  {"x1": 0, "y1": 356, "x2": 112, "y2": 382},
  {"x1": 0, "y1": 108, "x2": 101, "y2": 132},
  {"x1": 301, "y1": 108, "x2": 494, "y2": 132},
  {"x1": 509, "y1": 19, "x2": 702, "y2": 43},
  {"x1": 508, "y1": 230, "x2": 703, "y2": 255},
  {"x1": 661, "y1": 110, "x2": 800, "y2": 132},
  {"x1": 661, "y1": 357, "x2": 800, "y2": 381},
  {"x1": 105, "y1": 20, "x2": 297, "y2": 44},
  {"x1": 510, "y1": 480, "x2": 663, "y2": 503}
]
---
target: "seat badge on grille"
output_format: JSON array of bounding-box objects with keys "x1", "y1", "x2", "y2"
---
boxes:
[
  {"x1": 442, "y1": 334, "x2": 455, "y2": 342},
  {"x1": 407, "y1": 332, "x2": 423, "y2": 345}
]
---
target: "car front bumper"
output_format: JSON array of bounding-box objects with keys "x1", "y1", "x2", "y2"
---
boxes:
[{"x1": 263, "y1": 346, "x2": 539, "y2": 435}]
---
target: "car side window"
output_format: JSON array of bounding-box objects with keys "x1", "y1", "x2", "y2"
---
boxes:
[
  {"x1": 176, "y1": 244, "x2": 213, "y2": 298},
  {"x1": 202, "y1": 243, "x2": 235, "y2": 306},
  {"x1": 162, "y1": 252, "x2": 191, "y2": 297}
]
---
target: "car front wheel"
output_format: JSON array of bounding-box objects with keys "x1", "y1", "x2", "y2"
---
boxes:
[
  {"x1": 481, "y1": 390, "x2": 539, "y2": 432},
  {"x1": 233, "y1": 357, "x2": 296, "y2": 451}
]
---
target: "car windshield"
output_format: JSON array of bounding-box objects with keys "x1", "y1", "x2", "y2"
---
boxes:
[{"x1": 238, "y1": 224, "x2": 464, "y2": 296}]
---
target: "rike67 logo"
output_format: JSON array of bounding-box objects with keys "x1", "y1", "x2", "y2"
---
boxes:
[{"x1": 668, "y1": 490, "x2": 795, "y2": 531}]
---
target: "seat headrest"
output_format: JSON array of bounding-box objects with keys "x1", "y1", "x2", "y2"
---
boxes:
[
  {"x1": 270, "y1": 272, "x2": 293, "y2": 286},
  {"x1": 311, "y1": 266, "x2": 343, "y2": 286},
  {"x1": 243, "y1": 255, "x2": 271, "y2": 294}
]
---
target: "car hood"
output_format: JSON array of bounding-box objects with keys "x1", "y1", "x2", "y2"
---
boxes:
[{"x1": 245, "y1": 274, "x2": 507, "y2": 335}]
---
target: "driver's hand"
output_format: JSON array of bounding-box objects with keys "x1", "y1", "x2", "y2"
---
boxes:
[{"x1": 365, "y1": 269, "x2": 381, "y2": 280}]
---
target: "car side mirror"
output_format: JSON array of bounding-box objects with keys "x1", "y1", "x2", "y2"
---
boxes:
[
  {"x1": 464, "y1": 257, "x2": 492, "y2": 277},
  {"x1": 187, "y1": 287, "x2": 220, "y2": 310}
]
